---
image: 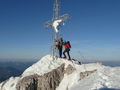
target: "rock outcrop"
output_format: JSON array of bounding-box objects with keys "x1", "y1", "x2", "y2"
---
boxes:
[
  {"x1": 65, "y1": 64, "x2": 76, "y2": 75},
  {"x1": 16, "y1": 64, "x2": 65, "y2": 90},
  {"x1": 16, "y1": 63, "x2": 76, "y2": 90},
  {"x1": 80, "y1": 69, "x2": 97, "y2": 80}
]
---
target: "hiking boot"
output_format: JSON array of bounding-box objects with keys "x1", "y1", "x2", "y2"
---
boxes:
[
  {"x1": 63, "y1": 57, "x2": 66, "y2": 59},
  {"x1": 68, "y1": 59, "x2": 71, "y2": 60}
]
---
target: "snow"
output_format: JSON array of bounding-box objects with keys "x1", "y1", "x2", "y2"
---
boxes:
[
  {"x1": 0, "y1": 54, "x2": 120, "y2": 90},
  {"x1": 22, "y1": 55, "x2": 75, "y2": 77},
  {"x1": 52, "y1": 19, "x2": 62, "y2": 33},
  {"x1": 58, "y1": 65, "x2": 120, "y2": 90},
  {"x1": 0, "y1": 77, "x2": 20, "y2": 90},
  {"x1": 56, "y1": 63, "x2": 103, "y2": 90}
]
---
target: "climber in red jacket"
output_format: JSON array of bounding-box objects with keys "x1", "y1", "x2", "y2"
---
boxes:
[{"x1": 63, "y1": 41, "x2": 71, "y2": 60}]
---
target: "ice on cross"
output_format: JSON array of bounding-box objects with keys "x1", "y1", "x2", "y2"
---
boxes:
[
  {"x1": 45, "y1": 0, "x2": 70, "y2": 33},
  {"x1": 52, "y1": 19, "x2": 62, "y2": 33},
  {"x1": 45, "y1": 14, "x2": 70, "y2": 31}
]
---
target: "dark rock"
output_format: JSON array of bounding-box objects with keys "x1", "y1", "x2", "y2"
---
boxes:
[{"x1": 16, "y1": 64, "x2": 65, "y2": 90}]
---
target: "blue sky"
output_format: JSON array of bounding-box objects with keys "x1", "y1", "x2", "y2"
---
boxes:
[{"x1": 0, "y1": 0, "x2": 120, "y2": 61}]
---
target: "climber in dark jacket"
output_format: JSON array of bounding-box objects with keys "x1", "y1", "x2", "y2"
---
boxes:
[
  {"x1": 63, "y1": 41, "x2": 71, "y2": 60},
  {"x1": 56, "y1": 36, "x2": 63, "y2": 58}
]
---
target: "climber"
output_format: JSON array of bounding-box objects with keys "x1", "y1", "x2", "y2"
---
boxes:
[
  {"x1": 56, "y1": 36, "x2": 63, "y2": 58},
  {"x1": 63, "y1": 41, "x2": 71, "y2": 60}
]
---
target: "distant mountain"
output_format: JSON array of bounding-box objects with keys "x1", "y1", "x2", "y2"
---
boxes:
[
  {"x1": 0, "y1": 61, "x2": 36, "y2": 71},
  {"x1": 0, "y1": 67, "x2": 22, "y2": 82},
  {"x1": 0, "y1": 61, "x2": 36, "y2": 82}
]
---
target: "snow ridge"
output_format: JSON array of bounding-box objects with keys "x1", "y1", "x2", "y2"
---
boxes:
[{"x1": 22, "y1": 55, "x2": 75, "y2": 77}]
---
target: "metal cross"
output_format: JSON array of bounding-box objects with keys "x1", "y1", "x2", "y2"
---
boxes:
[{"x1": 45, "y1": 0, "x2": 70, "y2": 58}]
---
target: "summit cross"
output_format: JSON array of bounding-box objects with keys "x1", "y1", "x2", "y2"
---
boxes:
[{"x1": 45, "y1": 0, "x2": 70, "y2": 58}]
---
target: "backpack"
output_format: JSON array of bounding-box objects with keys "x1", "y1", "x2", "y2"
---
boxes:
[{"x1": 67, "y1": 41, "x2": 71, "y2": 48}]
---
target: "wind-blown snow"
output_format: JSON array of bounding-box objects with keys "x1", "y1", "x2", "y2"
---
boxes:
[
  {"x1": 52, "y1": 19, "x2": 62, "y2": 33},
  {"x1": 0, "y1": 55, "x2": 120, "y2": 90}
]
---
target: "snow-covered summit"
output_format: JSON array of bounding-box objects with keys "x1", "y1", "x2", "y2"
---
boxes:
[
  {"x1": 22, "y1": 54, "x2": 78, "y2": 77},
  {"x1": 0, "y1": 55, "x2": 120, "y2": 90},
  {"x1": 22, "y1": 55, "x2": 101, "y2": 78}
]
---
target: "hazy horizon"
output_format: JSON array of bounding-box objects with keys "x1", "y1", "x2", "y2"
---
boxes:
[{"x1": 0, "y1": 57, "x2": 119, "y2": 62}]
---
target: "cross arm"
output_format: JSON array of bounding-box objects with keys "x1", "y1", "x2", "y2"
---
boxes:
[{"x1": 45, "y1": 14, "x2": 70, "y2": 28}]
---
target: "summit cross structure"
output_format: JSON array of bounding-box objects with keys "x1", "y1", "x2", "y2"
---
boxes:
[{"x1": 45, "y1": 0, "x2": 70, "y2": 58}]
